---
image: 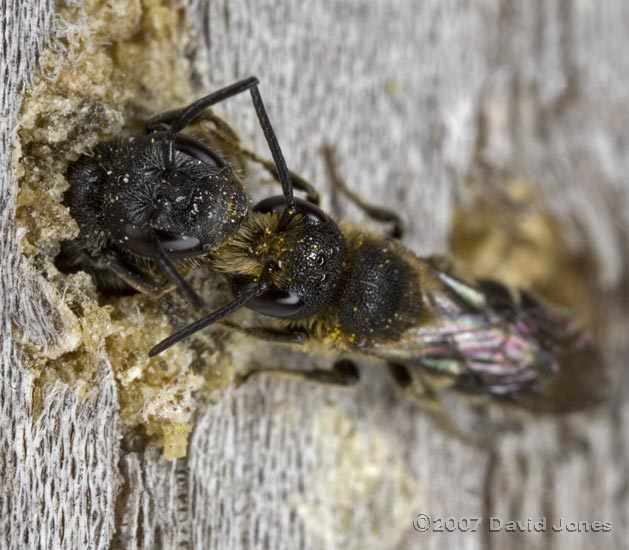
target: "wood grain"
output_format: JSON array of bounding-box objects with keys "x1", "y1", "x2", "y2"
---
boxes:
[{"x1": 1, "y1": 1, "x2": 627, "y2": 549}]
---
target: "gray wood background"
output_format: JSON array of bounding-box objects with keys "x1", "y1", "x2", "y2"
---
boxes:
[{"x1": 1, "y1": 1, "x2": 628, "y2": 549}]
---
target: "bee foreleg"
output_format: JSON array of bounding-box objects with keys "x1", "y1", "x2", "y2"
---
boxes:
[
  {"x1": 235, "y1": 359, "x2": 360, "y2": 388},
  {"x1": 320, "y1": 144, "x2": 406, "y2": 239},
  {"x1": 103, "y1": 251, "x2": 172, "y2": 299}
]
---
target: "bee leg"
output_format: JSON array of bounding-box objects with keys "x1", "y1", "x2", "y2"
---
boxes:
[
  {"x1": 424, "y1": 254, "x2": 456, "y2": 273},
  {"x1": 145, "y1": 78, "x2": 258, "y2": 132},
  {"x1": 196, "y1": 111, "x2": 242, "y2": 143},
  {"x1": 386, "y1": 363, "x2": 479, "y2": 446},
  {"x1": 146, "y1": 108, "x2": 242, "y2": 149},
  {"x1": 321, "y1": 144, "x2": 406, "y2": 239},
  {"x1": 238, "y1": 146, "x2": 321, "y2": 205},
  {"x1": 198, "y1": 122, "x2": 321, "y2": 205},
  {"x1": 102, "y1": 252, "x2": 172, "y2": 299},
  {"x1": 221, "y1": 320, "x2": 309, "y2": 344},
  {"x1": 235, "y1": 359, "x2": 360, "y2": 388}
]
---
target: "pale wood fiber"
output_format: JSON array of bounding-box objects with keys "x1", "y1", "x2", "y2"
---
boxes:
[{"x1": 1, "y1": 1, "x2": 627, "y2": 549}]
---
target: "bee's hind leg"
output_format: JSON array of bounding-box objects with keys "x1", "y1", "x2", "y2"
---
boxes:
[
  {"x1": 235, "y1": 359, "x2": 360, "y2": 388},
  {"x1": 221, "y1": 320, "x2": 360, "y2": 388},
  {"x1": 386, "y1": 362, "x2": 480, "y2": 446},
  {"x1": 321, "y1": 145, "x2": 406, "y2": 239}
]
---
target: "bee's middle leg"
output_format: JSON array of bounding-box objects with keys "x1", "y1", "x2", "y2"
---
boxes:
[
  {"x1": 221, "y1": 320, "x2": 309, "y2": 344},
  {"x1": 321, "y1": 144, "x2": 406, "y2": 239},
  {"x1": 235, "y1": 359, "x2": 360, "y2": 388},
  {"x1": 198, "y1": 119, "x2": 321, "y2": 205},
  {"x1": 236, "y1": 145, "x2": 321, "y2": 205}
]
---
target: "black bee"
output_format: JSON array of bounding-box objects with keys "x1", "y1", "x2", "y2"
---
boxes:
[
  {"x1": 56, "y1": 71, "x2": 606, "y2": 416},
  {"x1": 56, "y1": 77, "x2": 318, "y2": 308},
  {"x1": 148, "y1": 137, "x2": 608, "y2": 415}
]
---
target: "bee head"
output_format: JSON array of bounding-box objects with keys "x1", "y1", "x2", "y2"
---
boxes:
[{"x1": 213, "y1": 196, "x2": 345, "y2": 319}]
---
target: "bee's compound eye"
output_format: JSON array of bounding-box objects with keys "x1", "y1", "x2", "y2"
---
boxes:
[
  {"x1": 173, "y1": 134, "x2": 224, "y2": 167},
  {"x1": 154, "y1": 229, "x2": 204, "y2": 257},
  {"x1": 253, "y1": 196, "x2": 330, "y2": 224},
  {"x1": 231, "y1": 276, "x2": 306, "y2": 318}
]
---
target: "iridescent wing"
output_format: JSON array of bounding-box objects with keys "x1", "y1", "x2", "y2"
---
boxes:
[{"x1": 369, "y1": 265, "x2": 608, "y2": 412}]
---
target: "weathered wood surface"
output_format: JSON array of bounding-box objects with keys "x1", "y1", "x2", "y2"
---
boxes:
[{"x1": 1, "y1": 1, "x2": 628, "y2": 549}]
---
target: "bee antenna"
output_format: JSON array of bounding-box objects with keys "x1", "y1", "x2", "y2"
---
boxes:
[
  {"x1": 168, "y1": 77, "x2": 261, "y2": 133},
  {"x1": 148, "y1": 281, "x2": 269, "y2": 357},
  {"x1": 151, "y1": 77, "x2": 296, "y2": 213},
  {"x1": 248, "y1": 85, "x2": 296, "y2": 214},
  {"x1": 160, "y1": 77, "x2": 262, "y2": 173}
]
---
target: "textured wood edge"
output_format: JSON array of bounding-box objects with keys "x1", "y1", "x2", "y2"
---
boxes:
[{"x1": 1, "y1": 2, "x2": 628, "y2": 549}]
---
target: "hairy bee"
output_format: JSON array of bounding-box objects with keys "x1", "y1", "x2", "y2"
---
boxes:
[
  {"x1": 149, "y1": 136, "x2": 607, "y2": 413},
  {"x1": 56, "y1": 77, "x2": 318, "y2": 309}
]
